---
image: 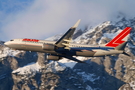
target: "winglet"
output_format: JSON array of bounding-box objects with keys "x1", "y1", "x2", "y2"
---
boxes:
[
  {"x1": 72, "y1": 19, "x2": 81, "y2": 28},
  {"x1": 55, "y1": 19, "x2": 81, "y2": 48}
]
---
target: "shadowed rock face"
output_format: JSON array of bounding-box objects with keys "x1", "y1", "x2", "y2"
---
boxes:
[{"x1": 0, "y1": 17, "x2": 135, "y2": 90}]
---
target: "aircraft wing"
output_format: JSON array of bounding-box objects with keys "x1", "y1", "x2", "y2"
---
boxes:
[{"x1": 55, "y1": 19, "x2": 81, "y2": 49}]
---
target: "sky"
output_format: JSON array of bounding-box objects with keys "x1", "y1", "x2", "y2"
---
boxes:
[{"x1": 0, "y1": 0, "x2": 135, "y2": 41}]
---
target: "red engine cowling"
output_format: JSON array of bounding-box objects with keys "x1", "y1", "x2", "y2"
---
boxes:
[
  {"x1": 42, "y1": 44, "x2": 55, "y2": 50},
  {"x1": 47, "y1": 55, "x2": 62, "y2": 60}
]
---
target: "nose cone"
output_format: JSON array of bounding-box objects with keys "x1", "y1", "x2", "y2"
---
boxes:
[{"x1": 4, "y1": 42, "x2": 9, "y2": 46}]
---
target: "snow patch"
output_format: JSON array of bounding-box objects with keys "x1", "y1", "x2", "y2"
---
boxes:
[
  {"x1": 103, "y1": 33, "x2": 117, "y2": 39},
  {"x1": 74, "y1": 21, "x2": 112, "y2": 43},
  {"x1": 103, "y1": 29, "x2": 122, "y2": 39},
  {"x1": 46, "y1": 61, "x2": 66, "y2": 73},
  {"x1": 12, "y1": 61, "x2": 66, "y2": 76},
  {"x1": 77, "y1": 72, "x2": 100, "y2": 83},
  {"x1": 129, "y1": 81, "x2": 135, "y2": 90},
  {"x1": 58, "y1": 56, "x2": 86, "y2": 69},
  {"x1": 58, "y1": 58, "x2": 77, "y2": 69},
  {"x1": 0, "y1": 47, "x2": 22, "y2": 58},
  {"x1": 98, "y1": 21, "x2": 111, "y2": 28},
  {"x1": 12, "y1": 62, "x2": 41, "y2": 75}
]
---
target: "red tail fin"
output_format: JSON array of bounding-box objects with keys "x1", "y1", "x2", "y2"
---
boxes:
[{"x1": 105, "y1": 27, "x2": 131, "y2": 47}]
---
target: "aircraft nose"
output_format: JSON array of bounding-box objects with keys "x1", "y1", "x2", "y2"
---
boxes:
[{"x1": 4, "y1": 42, "x2": 9, "y2": 46}]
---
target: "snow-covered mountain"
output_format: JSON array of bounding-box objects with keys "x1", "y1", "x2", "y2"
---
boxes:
[{"x1": 0, "y1": 17, "x2": 135, "y2": 90}]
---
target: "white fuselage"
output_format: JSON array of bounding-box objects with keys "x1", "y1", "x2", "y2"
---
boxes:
[{"x1": 4, "y1": 39, "x2": 123, "y2": 57}]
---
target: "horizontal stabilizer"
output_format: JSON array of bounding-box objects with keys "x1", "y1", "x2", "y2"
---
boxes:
[{"x1": 123, "y1": 52, "x2": 130, "y2": 56}]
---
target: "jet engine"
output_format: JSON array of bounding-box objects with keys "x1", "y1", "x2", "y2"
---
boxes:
[
  {"x1": 42, "y1": 44, "x2": 55, "y2": 50},
  {"x1": 47, "y1": 55, "x2": 62, "y2": 60}
]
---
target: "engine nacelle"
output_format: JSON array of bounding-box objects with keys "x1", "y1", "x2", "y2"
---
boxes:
[
  {"x1": 42, "y1": 44, "x2": 55, "y2": 50},
  {"x1": 47, "y1": 55, "x2": 62, "y2": 60}
]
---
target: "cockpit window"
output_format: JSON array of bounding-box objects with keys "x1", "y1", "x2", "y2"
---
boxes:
[{"x1": 10, "y1": 40, "x2": 14, "y2": 41}]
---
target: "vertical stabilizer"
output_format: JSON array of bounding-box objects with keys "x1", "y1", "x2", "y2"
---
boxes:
[{"x1": 105, "y1": 27, "x2": 131, "y2": 50}]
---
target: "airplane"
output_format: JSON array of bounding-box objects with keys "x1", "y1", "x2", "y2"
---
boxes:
[{"x1": 4, "y1": 20, "x2": 132, "y2": 63}]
